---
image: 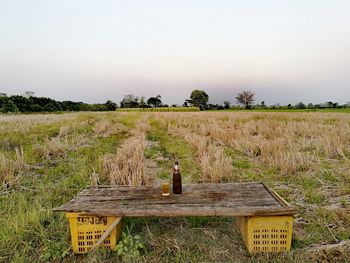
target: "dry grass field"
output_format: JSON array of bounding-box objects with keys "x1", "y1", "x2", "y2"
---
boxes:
[{"x1": 1, "y1": 111, "x2": 350, "y2": 262}]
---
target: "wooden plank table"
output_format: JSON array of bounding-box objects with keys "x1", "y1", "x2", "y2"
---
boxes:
[
  {"x1": 54, "y1": 182, "x2": 297, "y2": 216},
  {"x1": 55, "y1": 182, "x2": 298, "y2": 254}
]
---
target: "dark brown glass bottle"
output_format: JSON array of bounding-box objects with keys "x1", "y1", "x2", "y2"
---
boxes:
[{"x1": 172, "y1": 161, "x2": 182, "y2": 194}]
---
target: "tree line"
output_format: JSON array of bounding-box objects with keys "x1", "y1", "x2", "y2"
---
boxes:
[
  {"x1": 0, "y1": 90, "x2": 349, "y2": 113},
  {"x1": 119, "y1": 90, "x2": 350, "y2": 110},
  {"x1": 0, "y1": 92, "x2": 117, "y2": 113}
]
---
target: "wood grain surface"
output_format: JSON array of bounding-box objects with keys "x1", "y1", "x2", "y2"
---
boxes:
[{"x1": 54, "y1": 182, "x2": 297, "y2": 217}]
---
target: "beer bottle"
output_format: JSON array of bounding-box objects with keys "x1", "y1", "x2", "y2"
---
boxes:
[{"x1": 173, "y1": 161, "x2": 182, "y2": 194}]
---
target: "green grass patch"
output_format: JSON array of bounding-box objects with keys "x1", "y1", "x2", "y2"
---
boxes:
[
  {"x1": 146, "y1": 117, "x2": 200, "y2": 183},
  {"x1": 0, "y1": 112, "x2": 140, "y2": 262}
]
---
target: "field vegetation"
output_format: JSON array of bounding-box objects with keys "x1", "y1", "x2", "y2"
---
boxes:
[
  {"x1": 0, "y1": 111, "x2": 350, "y2": 262},
  {"x1": 116, "y1": 107, "x2": 200, "y2": 112}
]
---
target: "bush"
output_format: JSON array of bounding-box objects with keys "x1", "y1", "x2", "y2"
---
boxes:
[
  {"x1": 43, "y1": 101, "x2": 62, "y2": 112},
  {"x1": 1, "y1": 100, "x2": 18, "y2": 113},
  {"x1": 29, "y1": 104, "x2": 43, "y2": 112},
  {"x1": 105, "y1": 100, "x2": 117, "y2": 111}
]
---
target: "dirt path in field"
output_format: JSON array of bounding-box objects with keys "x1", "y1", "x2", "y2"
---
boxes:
[{"x1": 144, "y1": 140, "x2": 164, "y2": 185}]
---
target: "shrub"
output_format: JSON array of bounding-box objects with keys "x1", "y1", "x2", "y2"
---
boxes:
[
  {"x1": 1, "y1": 100, "x2": 18, "y2": 113},
  {"x1": 115, "y1": 225, "x2": 145, "y2": 262}
]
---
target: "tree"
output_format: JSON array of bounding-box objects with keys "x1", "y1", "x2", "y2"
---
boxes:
[
  {"x1": 139, "y1": 96, "x2": 148, "y2": 109},
  {"x1": 60, "y1": 101, "x2": 85, "y2": 111},
  {"x1": 43, "y1": 101, "x2": 62, "y2": 112},
  {"x1": 189, "y1": 90, "x2": 209, "y2": 109},
  {"x1": 207, "y1": 104, "x2": 217, "y2": 110},
  {"x1": 0, "y1": 95, "x2": 8, "y2": 109},
  {"x1": 120, "y1": 94, "x2": 140, "y2": 108},
  {"x1": 9, "y1": 95, "x2": 31, "y2": 112},
  {"x1": 235, "y1": 91, "x2": 255, "y2": 109},
  {"x1": 260, "y1": 101, "x2": 266, "y2": 107},
  {"x1": 327, "y1": 101, "x2": 335, "y2": 108},
  {"x1": 30, "y1": 96, "x2": 55, "y2": 109},
  {"x1": 295, "y1": 102, "x2": 306, "y2": 109},
  {"x1": 223, "y1": 100, "x2": 231, "y2": 109},
  {"x1": 1, "y1": 100, "x2": 18, "y2": 113},
  {"x1": 24, "y1": 91, "x2": 35, "y2": 98},
  {"x1": 147, "y1": 95, "x2": 162, "y2": 108},
  {"x1": 29, "y1": 104, "x2": 43, "y2": 112},
  {"x1": 104, "y1": 100, "x2": 117, "y2": 111}
]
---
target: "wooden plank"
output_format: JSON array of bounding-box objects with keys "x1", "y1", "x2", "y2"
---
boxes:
[
  {"x1": 54, "y1": 182, "x2": 297, "y2": 217},
  {"x1": 91, "y1": 217, "x2": 122, "y2": 251},
  {"x1": 261, "y1": 182, "x2": 291, "y2": 207},
  {"x1": 55, "y1": 197, "x2": 280, "y2": 212},
  {"x1": 58, "y1": 206, "x2": 296, "y2": 217},
  {"x1": 67, "y1": 191, "x2": 275, "y2": 203},
  {"x1": 60, "y1": 183, "x2": 273, "y2": 202},
  {"x1": 55, "y1": 183, "x2": 281, "y2": 208}
]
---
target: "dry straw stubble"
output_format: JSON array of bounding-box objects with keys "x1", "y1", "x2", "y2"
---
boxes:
[{"x1": 100, "y1": 117, "x2": 151, "y2": 186}]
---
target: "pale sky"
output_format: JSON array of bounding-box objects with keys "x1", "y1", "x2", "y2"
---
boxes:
[{"x1": 0, "y1": 0, "x2": 349, "y2": 105}]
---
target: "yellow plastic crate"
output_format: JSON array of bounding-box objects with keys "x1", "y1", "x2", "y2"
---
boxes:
[
  {"x1": 237, "y1": 216, "x2": 293, "y2": 253},
  {"x1": 66, "y1": 213, "x2": 122, "y2": 254}
]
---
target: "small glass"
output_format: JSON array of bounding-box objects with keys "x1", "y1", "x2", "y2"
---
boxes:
[{"x1": 161, "y1": 182, "x2": 170, "y2": 196}]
